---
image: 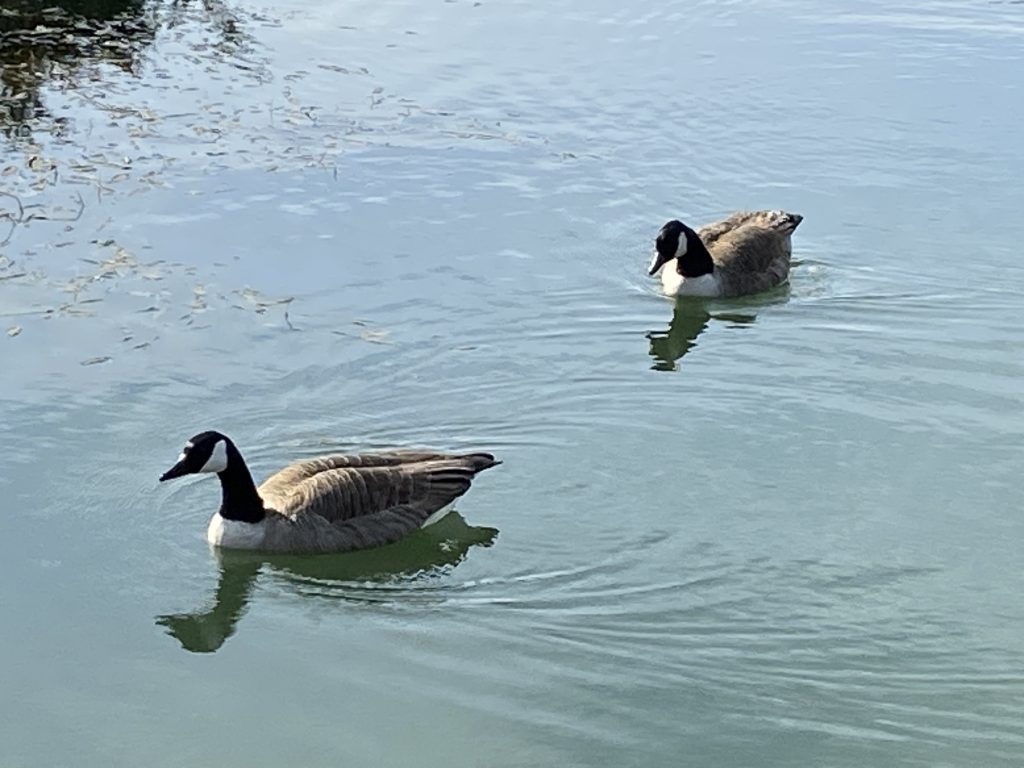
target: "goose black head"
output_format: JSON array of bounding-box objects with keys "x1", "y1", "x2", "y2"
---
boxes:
[
  {"x1": 160, "y1": 431, "x2": 231, "y2": 482},
  {"x1": 648, "y1": 219, "x2": 713, "y2": 278}
]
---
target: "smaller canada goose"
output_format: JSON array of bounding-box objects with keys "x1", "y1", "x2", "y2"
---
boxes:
[
  {"x1": 159, "y1": 431, "x2": 500, "y2": 554},
  {"x1": 648, "y1": 210, "x2": 803, "y2": 298}
]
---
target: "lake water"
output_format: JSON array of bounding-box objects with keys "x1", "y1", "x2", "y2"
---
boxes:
[{"x1": 2, "y1": 0, "x2": 1023, "y2": 765}]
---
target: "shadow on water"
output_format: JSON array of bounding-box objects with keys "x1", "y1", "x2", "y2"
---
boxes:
[
  {"x1": 156, "y1": 511, "x2": 499, "y2": 654},
  {"x1": 0, "y1": 0, "x2": 255, "y2": 141}
]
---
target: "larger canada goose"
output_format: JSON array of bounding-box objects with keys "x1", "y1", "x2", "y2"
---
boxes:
[
  {"x1": 159, "y1": 431, "x2": 500, "y2": 554},
  {"x1": 648, "y1": 210, "x2": 803, "y2": 298}
]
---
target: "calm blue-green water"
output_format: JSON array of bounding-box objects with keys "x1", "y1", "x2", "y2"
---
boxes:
[{"x1": 2, "y1": 0, "x2": 1023, "y2": 765}]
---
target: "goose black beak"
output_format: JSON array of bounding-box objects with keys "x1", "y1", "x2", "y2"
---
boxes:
[
  {"x1": 160, "y1": 461, "x2": 189, "y2": 482},
  {"x1": 648, "y1": 252, "x2": 671, "y2": 276}
]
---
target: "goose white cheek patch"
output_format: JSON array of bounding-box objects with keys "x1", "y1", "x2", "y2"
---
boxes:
[{"x1": 199, "y1": 439, "x2": 229, "y2": 474}]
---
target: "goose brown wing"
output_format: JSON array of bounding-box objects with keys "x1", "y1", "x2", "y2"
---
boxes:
[
  {"x1": 697, "y1": 211, "x2": 760, "y2": 246},
  {"x1": 711, "y1": 228, "x2": 791, "y2": 297},
  {"x1": 709, "y1": 211, "x2": 801, "y2": 297},
  {"x1": 258, "y1": 452, "x2": 499, "y2": 524},
  {"x1": 259, "y1": 451, "x2": 477, "y2": 502},
  {"x1": 699, "y1": 210, "x2": 801, "y2": 251}
]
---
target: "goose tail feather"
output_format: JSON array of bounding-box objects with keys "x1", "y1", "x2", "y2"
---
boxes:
[{"x1": 767, "y1": 210, "x2": 803, "y2": 233}]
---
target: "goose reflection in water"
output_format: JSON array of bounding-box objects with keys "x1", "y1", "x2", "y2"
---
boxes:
[
  {"x1": 156, "y1": 511, "x2": 498, "y2": 654},
  {"x1": 647, "y1": 300, "x2": 759, "y2": 372}
]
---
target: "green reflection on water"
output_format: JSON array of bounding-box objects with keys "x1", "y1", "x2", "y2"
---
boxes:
[{"x1": 157, "y1": 511, "x2": 499, "y2": 654}]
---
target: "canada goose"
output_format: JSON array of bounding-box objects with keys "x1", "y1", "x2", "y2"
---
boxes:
[
  {"x1": 648, "y1": 210, "x2": 803, "y2": 298},
  {"x1": 159, "y1": 431, "x2": 501, "y2": 554}
]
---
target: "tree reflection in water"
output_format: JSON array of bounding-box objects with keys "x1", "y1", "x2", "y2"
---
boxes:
[{"x1": 0, "y1": 0, "x2": 255, "y2": 141}]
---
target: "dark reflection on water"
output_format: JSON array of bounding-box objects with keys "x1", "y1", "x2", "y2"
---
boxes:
[
  {"x1": 647, "y1": 299, "x2": 758, "y2": 372},
  {"x1": 1, "y1": 1, "x2": 151, "y2": 138},
  {"x1": 157, "y1": 511, "x2": 499, "y2": 654},
  {"x1": 0, "y1": 0, "x2": 257, "y2": 140}
]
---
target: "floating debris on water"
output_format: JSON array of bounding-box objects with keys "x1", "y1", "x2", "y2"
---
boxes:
[
  {"x1": 359, "y1": 329, "x2": 391, "y2": 344},
  {"x1": 0, "y1": 0, "x2": 552, "y2": 369},
  {"x1": 80, "y1": 355, "x2": 112, "y2": 366}
]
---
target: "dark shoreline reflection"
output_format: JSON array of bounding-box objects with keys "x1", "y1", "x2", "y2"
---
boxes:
[
  {"x1": 0, "y1": 0, "x2": 258, "y2": 141},
  {"x1": 647, "y1": 299, "x2": 758, "y2": 371},
  {"x1": 156, "y1": 511, "x2": 499, "y2": 654},
  {"x1": 1, "y1": 1, "x2": 152, "y2": 139}
]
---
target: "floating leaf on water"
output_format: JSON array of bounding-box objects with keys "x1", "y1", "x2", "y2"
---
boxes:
[
  {"x1": 255, "y1": 296, "x2": 293, "y2": 308},
  {"x1": 61, "y1": 306, "x2": 94, "y2": 317},
  {"x1": 360, "y1": 329, "x2": 391, "y2": 344},
  {"x1": 28, "y1": 156, "x2": 55, "y2": 173},
  {"x1": 7, "y1": 325, "x2": 22, "y2": 337},
  {"x1": 80, "y1": 356, "x2": 111, "y2": 366}
]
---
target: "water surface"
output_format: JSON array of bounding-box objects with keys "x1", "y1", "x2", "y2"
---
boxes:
[{"x1": 2, "y1": 0, "x2": 1023, "y2": 765}]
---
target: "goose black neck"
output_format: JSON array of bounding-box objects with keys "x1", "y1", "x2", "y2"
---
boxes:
[
  {"x1": 216, "y1": 442, "x2": 265, "y2": 523},
  {"x1": 678, "y1": 233, "x2": 714, "y2": 278}
]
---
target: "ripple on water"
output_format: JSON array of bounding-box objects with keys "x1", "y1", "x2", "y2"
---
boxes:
[{"x1": 2, "y1": 0, "x2": 1024, "y2": 764}]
